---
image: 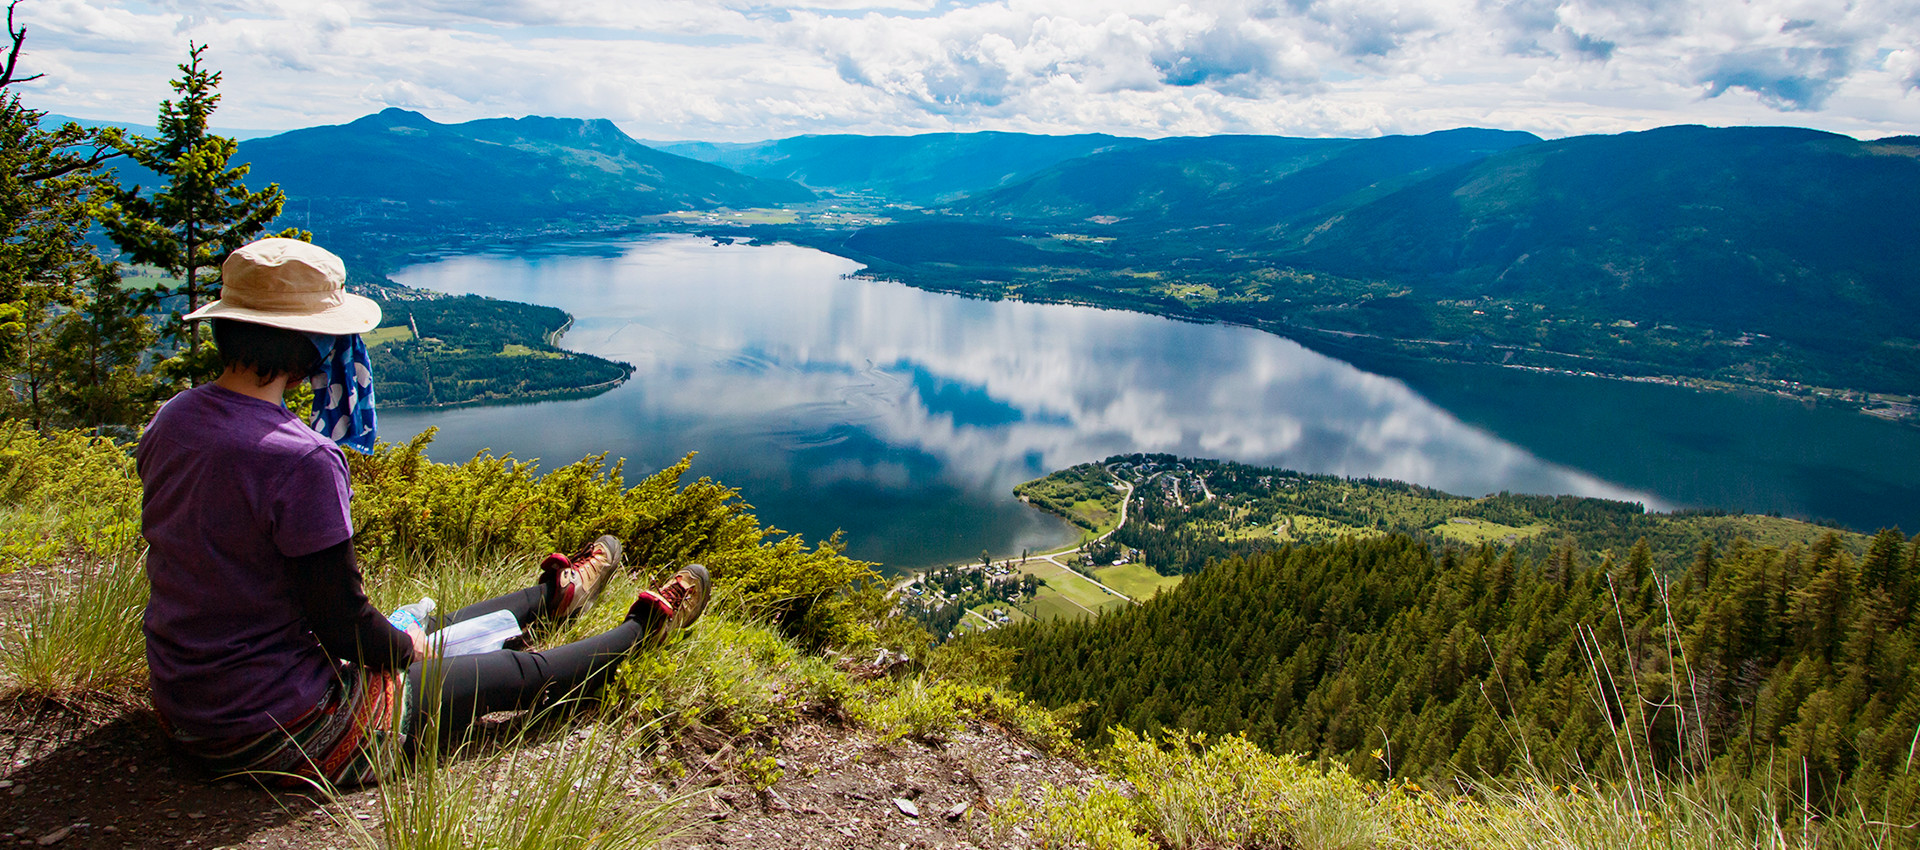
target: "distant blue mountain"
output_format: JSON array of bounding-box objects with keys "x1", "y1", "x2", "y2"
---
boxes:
[
  {"x1": 1276, "y1": 125, "x2": 1920, "y2": 343},
  {"x1": 43, "y1": 113, "x2": 273, "y2": 139},
  {"x1": 654, "y1": 132, "x2": 1147, "y2": 204},
  {"x1": 954, "y1": 128, "x2": 1542, "y2": 227},
  {"x1": 234, "y1": 109, "x2": 812, "y2": 227}
]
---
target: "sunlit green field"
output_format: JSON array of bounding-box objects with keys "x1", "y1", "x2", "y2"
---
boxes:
[
  {"x1": 1428, "y1": 516, "x2": 1548, "y2": 545},
  {"x1": 1020, "y1": 588, "x2": 1100, "y2": 621},
  {"x1": 365, "y1": 325, "x2": 414, "y2": 346},
  {"x1": 117, "y1": 264, "x2": 181, "y2": 291},
  {"x1": 953, "y1": 600, "x2": 1032, "y2": 634},
  {"x1": 1023, "y1": 559, "x2": 1129, "y2": 615},
  {"x1": 1092, "y1": 563, "x2": 1183, "y2": 600},
  {"x1": 1228, "y1": 513, "x2": 1382, "y2": 543},
  {"x1": 656, "y1": 207, "x2": 800, "y2": 225}
]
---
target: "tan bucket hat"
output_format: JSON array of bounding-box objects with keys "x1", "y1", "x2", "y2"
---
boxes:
[{"x1": 182, "y1": 238, "x2": 381, "y2": 334}]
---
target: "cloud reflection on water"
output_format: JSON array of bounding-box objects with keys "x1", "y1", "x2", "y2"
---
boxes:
[{"x1": 384, "y1": 235, "x2": 1661, "y2": 566}]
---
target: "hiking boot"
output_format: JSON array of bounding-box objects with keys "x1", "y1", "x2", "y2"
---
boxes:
[
  {"x1": 630, "y1": 563, "x2": 711, "y2": 633},
  {"x1": 541, "y1": 535, "x2": 623, "y2": 620}
]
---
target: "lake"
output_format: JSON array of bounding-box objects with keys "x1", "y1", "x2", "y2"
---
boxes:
[{"x1": 382, "y1": 235, "x2": 1920, "y2": 569}]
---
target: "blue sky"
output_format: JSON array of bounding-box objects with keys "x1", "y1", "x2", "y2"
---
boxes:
[{"x1": 17, "y1": 0, "x2": 1920, "y2": 141}]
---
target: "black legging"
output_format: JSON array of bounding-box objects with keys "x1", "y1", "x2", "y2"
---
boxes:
[{"x1": 403, "y1": 586, "x2": 663, "y2": 739}]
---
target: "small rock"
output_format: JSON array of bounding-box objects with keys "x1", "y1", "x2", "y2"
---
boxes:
[
  {"x1": 0, "y1": 781, "x2": 12, "y2": 789},
  {"x1": 944, "y1": 801, "x2": 970, "y2": 821},
  {"x1": 892, "y1": 797, "x2": 920, "y2": 818},
  {"x1": 34, "y1": 827, "x2": 69, "y2": 846},
  {"x1": 100, "y1": 828, "x2": 117, "y2": 835},
  {"x1": 186, "y1": 813, "x2": 205, "y2": 820}
]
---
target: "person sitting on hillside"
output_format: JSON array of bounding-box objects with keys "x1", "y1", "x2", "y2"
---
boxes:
[{"x1": 137, "y1": 237, "x2": 709, "y2": 786}]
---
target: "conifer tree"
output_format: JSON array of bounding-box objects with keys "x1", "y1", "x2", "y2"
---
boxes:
[
  {"x1": 0, "y1": 1, "x2": 147, "y2": 429},
  {"x1": 48, "y1": 267, "x2": 158, "y2": 431},
  {"x1": 106, "y1": 43, "x2": 290, "y2": 383}
]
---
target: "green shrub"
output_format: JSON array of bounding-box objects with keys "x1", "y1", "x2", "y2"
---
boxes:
[
  {"x1": 994, "y1": 784, "x2": 1154, "y2": 850},
  {"x1": 348, "y1": 429, "x2": 886, "y2": 649},
  {"x1": 849, "y1": 676, "x2": 1079, "y2": 755},
  {"x1": 612, "y1": 615, "x2": 845, "y2": 737},
  {"x1": 0, "y1": 420, "x2": 142, "y2": 569}
]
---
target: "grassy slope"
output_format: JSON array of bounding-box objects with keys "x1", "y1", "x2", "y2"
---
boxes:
[
  {"x1": 0, "y1": 423, "x2": 1897, "y2": 849},
  {"x1": 1014, "y1": 454, "x2": 1871, "y2": 621}
]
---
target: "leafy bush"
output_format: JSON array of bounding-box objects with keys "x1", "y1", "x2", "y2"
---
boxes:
[
  {"x1": 0, "y1": 420, "x2": 142, "y2": 569},
  {"x1": 612, "y1": 615, "x2": 845, "y2": 737},
  {"x1": 347, "y1": 429, "x2": 886, "y2": 649},
  {"x1": 849, "y1": 676, "x2": 1079, "y2": 755},
  {"x1": 1001, "y1": 728, "x2": 1910, "y2": 850}
]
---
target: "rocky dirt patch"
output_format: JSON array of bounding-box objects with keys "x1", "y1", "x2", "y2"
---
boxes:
[{"x1": 0, "y1": 699, "x2": 1098, "y2": 849}]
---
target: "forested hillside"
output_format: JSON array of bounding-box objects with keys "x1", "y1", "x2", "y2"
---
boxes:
[
  {"x1": 1274, "y1": 126, "x2": 1920, "y2": 392},
  {"x1": 235, "y1": 108, "x2": 812, "y2": 248},
  {"x1": 956, "y1": 128, "x2": 1539, "y2": 228},
  {"x1": 369, "y1": 294, "x2": 631, "y2": 408},
  {"x1": 654, "y1": 131, "x2": 1145, "y2": 204},
  {"x1": 998, "y1": 527, "x2": 1920, "y2": 819},
  {"x1": 1043, "y1": 454, "x2": 1867, "y2": 578}
]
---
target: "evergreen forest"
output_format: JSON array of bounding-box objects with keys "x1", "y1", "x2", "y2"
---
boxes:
[
  {"x1": 369, "y1": 295, "x2": 631, "y2": 408},
  {"x1": 996, "y1": 526, "x2": 1920, "y2": 820}
]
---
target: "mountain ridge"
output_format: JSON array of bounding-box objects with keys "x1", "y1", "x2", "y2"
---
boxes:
[
  {"x1": 653, "y1": 130, "x2": 1148, "y2": 204},
  {"x1": 233, "y1": 108, "x2": 813, "y2": 228}
]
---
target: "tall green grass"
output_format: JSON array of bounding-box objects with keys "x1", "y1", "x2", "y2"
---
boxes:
[
  {"x1": 999, "y1": 728, "x2": 1913, "y2": 850},
  {"x1": 0, "y1": 547, "x2": 148, "y2": 706},
  {"x1": 0, "y1": 421, "x2": 148, "y2": 705},
  {"x1": 351, "y1": 711, "x2": 687, "y2": 850}
]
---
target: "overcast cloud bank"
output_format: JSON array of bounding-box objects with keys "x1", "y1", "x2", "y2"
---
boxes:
[{"x1": 18, "y1": 0, "x2": 1920, "y2": 141}]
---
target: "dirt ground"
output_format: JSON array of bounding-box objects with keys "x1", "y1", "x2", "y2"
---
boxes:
[
  {"x1": 0, "y1": 559, "x2": 1102, "y2": 849},
  {"x1": 0, "y1": 702, "x2": 1099, "y2": 849}
]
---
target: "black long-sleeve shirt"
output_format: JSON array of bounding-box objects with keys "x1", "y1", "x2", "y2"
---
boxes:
[{"x1": 287, "y1": 539, "x2": 414, "y2": 671}]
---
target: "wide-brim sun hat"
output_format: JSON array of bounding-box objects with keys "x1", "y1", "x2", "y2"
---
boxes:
[{"x1": 182, "y1": 237, "x2": 381, "y2": 335}]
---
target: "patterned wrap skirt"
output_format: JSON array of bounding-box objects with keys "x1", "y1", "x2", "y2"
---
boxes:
[{"x1": 163, "y1": 665, "x2": 409, "y2": 788}]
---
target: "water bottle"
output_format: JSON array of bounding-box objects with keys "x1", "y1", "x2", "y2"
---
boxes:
[{"x1": 387, "y1": 596, "x2": 436, "y2": 633}]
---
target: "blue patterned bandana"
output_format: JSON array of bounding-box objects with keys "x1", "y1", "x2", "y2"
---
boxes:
[{"x1": 307, "y1": 333, "x2": 378, "y2": 452}]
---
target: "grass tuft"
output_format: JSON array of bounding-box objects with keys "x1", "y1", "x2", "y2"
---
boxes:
[
  {"x1": 355, "y1": 712, "x2": 687, "y2": 850},
  {"x1": 0, "y1": 548, "x2": 149, "y2": 707}
]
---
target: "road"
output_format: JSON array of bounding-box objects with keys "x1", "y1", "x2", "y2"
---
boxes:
[
  {"x1": 1031, "y1": 468, "x2": 1138, "y2": 603},
  {"x1": 894, "y1": 465, "x2": 1143, "y2": 607}
]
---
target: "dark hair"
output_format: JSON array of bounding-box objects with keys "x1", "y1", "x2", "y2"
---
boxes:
[{"x1": 211, "y1": 318, "x2": 323, "y2": 381}]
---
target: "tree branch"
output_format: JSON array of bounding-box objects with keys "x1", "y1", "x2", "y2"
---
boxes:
[
  {"x1": 19, "y1": 145, "x2": 122, "y2": 182},
  {"x1": 2, "y1": 0, "x2": 45, "y2": 89}
]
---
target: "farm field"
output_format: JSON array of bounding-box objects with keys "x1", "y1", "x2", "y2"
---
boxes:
[{"x1": 1092, "y1": 563, "x2": 1183, "y2": 600}]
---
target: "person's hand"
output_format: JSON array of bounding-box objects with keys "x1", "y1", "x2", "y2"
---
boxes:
[{"x1": 407, "y1": 625, "x2": 436, "y2": 661}]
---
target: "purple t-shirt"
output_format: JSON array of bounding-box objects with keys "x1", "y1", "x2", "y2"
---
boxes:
[{"x1": 138, "y1": 384, "x2": 354, "y2": 738}]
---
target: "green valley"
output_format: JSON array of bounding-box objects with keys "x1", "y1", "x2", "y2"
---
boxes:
[{"x1": 984, "y1": 456, "x2": 1917, "y2": 827}]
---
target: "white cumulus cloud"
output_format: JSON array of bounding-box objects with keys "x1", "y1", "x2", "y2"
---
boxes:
[{"x1": 10, "y1": 0, "x2": 1919, "y2": 140}]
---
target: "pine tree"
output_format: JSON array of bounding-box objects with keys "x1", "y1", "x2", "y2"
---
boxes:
[
  {"x1": 0, "y1": 1, "x2": 143, "y2": 429},
  {"x1": 47, "y1": 267, "x2": 158, "y2": 431},
  {"x1": 106, "y1": 42, "x2": 290, "y2": 382}
]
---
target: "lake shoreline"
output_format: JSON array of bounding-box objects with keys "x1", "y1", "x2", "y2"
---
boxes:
[
  {"x1": 822, "y1": 262, "x2": 1918, "y2": 431},
  {"x1": 381, "y1": 234, "x2": 1920, "y2": 557},
  {"x1": 378, "y1": 223, "x2": 1915, "y2": 427}
]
